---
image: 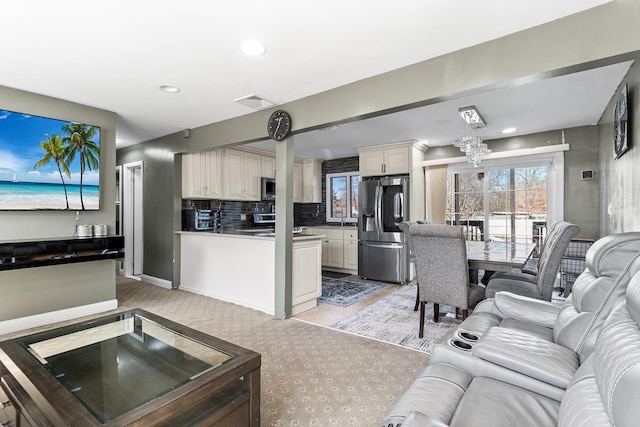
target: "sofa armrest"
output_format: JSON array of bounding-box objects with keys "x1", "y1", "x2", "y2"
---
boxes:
[
  {"x1": 472, "y1": 327, "x2": 578, "y2": 389},
  {"x1": 403, "y1": 411, "x2": 449, "y2": 427},
  {"x1": 485, "y1": 291, "x2": 561, "y2": 328}
]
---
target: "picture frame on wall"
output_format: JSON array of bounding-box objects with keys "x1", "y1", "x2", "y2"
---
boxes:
[{"x1": 614, "y1": 83, "x2": 630, "y2": 159}]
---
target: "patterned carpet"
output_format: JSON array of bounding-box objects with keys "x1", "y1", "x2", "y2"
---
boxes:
[
  {"x1": 330, "y1": 283, "x2": 461, "y2": 353},
  {"x1": 318, "y1": 276, "x2": 392, "y2": 306},
  {"x1": 0, "y1": 277, "x2": 429, "y2": 426}
]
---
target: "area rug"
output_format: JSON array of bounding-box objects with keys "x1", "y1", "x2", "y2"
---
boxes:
[
  {"x1": 318, "y1": 276, "x2": 392, "y2": 306},
  {"x1": 329, "y1": 283, "x2": 461, "y2": 353}
]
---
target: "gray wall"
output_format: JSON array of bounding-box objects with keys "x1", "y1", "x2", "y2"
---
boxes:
[
  {"x1": 117, "y1": 1, "x2": 640, "y2": 282},
  {"x1": 598, "y1": 58, "x2": 640, "y2": 235},
  {"x1": 0, "y1": 85, "x2": 118, "y2": 320}
]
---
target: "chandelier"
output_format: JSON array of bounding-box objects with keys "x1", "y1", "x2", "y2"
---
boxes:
[{"x1": 453, "y1": 106, "x2": 491, "y2": 167}]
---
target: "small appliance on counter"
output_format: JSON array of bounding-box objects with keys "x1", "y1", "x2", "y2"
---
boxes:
[{"x1": 182, "y1": 209, "x2": 221, "y2": 232}]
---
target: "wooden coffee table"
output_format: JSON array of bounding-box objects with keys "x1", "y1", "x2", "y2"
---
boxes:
[{"x1": 0, "y1": 308, "x2": 260, "y2": 426}]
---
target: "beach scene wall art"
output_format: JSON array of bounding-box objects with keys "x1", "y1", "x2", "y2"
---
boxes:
[{"x1": 0, "y1": 109, "x2": 101, "y2": 210}]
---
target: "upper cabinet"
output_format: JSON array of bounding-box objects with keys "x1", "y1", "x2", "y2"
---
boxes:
[
  {"x1": 261, "y1": 155, "x2": 276, "y2": 178},
  {"x1": 182, "y1": 151, "x2": 222, "y2": 199},
  {"x1": 182, "y1": 148, "x2": 322, "y2": 203},
  {"x1": 302, "y1": 158, "x2": 322, "y2": 203},
  {"x1": 358, "y1": 144, "x2": 416, "y2": 177},
  {"x1": 222, "y1": 148, "x2": 261, "y2": 201},
  {"x1": 293, "y1": 161, "x2": 303, "y2": 203}
]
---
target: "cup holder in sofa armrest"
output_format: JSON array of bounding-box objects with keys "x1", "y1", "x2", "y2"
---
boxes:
[
  {"x1": 450, "y1": 340, "x2": 473, "y2": 351},
  {"x1": 458, "y1": 331, "x2": 479, "y2": 342}
]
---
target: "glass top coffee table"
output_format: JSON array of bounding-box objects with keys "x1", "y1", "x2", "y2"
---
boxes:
[{"x1": 0, "y1": 309, "x2": 260, "y2": 426}]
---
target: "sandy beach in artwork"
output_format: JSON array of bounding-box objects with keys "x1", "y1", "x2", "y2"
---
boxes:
[
  {"x1": 0, "y1": 181, "x2": 100, "y2": 211},
  {"x1": 0, "y1": 202, "x2": 99, "y2": 211}
]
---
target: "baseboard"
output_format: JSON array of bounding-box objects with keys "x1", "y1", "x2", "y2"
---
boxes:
[
  {"x1": 141, "y1": 274, "x2": 173, "y2": 289},
  {"x1": 180, "y1": 285, "x2": 275, "y2": 316},
  {"x1": 322, "y1": 267, "x2": 358, "y2": 275},
  {"x1": 0, "y1": 299, "x2": 118, "y2": 336}
]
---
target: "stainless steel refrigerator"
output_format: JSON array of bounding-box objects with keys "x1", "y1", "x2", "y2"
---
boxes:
[{"x1": 358, "y1": 175, "x2": 411, "y2": 284}]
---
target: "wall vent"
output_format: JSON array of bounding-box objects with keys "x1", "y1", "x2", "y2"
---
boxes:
[{"x1": 234, "y1": 93, "x2": 275, "y2": 110}]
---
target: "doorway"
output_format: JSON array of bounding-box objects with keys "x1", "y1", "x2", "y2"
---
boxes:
[{"x1": 123, "y1": 161, "x2": 143, "y2": 279}]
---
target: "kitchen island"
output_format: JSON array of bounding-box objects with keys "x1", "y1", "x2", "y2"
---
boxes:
[{"x1": 177, "y1": 231, "x2": 322, "y2": 316}]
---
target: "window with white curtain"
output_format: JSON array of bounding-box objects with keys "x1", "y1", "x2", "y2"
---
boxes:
[{"x1": 445, "y1": 152, "x2": 564, "y2": 243}]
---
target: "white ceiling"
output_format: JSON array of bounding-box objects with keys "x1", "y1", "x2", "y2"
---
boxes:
[{"x1": 0, "y1": 0, "x2": 619, "y2": 158}]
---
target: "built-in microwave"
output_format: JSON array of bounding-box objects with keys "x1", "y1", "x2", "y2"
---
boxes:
[{"x1": 261, "y1": 177, "x2": 276, "y2": 201}]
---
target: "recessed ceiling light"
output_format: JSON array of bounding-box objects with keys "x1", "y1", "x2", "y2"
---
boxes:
[
  {"x1": 159, "y1": 85, "x2": 180, "y2": 93},
  {"x1": 502, "y1": 127, "x2": 516, "y2": 134},
  {"x1": 241, "y1": 40, "x2": 266, "y2": 56}
]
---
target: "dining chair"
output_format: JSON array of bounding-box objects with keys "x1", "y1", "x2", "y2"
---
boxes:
[
  {"x1": 484, "y1": 221, "x2": 579, "y2": 301},
  {"x1": 399, "y1": 222, "x2": 485, "y2": 338},
  {"x1": 400, "y1": 220, "x2": 433, "y2": 311}
]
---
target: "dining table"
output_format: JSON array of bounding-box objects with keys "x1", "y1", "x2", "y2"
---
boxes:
[{"x1": 466, "y1": 240, "x2": 537, "y2": 273}]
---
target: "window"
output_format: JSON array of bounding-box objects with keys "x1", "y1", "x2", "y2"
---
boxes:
[
  {"x1": 326, "y1": 172, "x2": 359, "y2": 223},
  {"x1": 446, "y1": 153, "x2": 563, "y2": 244}
]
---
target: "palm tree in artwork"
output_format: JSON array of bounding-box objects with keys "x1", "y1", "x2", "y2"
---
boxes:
[
  {"x1": 34, "y1": 134, "x2": 71, "y2": 209},
  {"x1": 62, "y1": 123, "x2": 100, "y2": 210}
]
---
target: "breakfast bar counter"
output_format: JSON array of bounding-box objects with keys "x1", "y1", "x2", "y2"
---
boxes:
[{"x1": 177, "y1": 231, "x2": 322, "y2": 316}]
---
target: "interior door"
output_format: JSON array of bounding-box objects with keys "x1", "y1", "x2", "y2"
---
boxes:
[{"x1": 123, "y1": 161, "x2": 144, "y2": 279}]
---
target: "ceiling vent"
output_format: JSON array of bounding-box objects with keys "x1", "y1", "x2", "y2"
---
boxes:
[{"x1": 234, "y1": 93, "x2": 276, "y2": 110}]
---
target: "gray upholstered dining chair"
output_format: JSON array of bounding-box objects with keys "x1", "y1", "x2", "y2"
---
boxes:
[
  {"x1": 484, "y1": 221, "x2": 579, "y2": 301},
  {"x1": 400, "y1": 220, "x2": 433, "y2": 311},
  {"x1": 399, "y1": 222, "x2": 484, "y2": 338}
]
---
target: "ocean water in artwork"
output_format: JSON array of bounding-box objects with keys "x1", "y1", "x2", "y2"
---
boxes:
[{"x1": 0, "y1": 181, "x2": 99, "y2": 210}]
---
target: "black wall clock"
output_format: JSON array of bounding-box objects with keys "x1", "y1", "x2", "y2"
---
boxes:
[{"x1": 267, "y1": 110, "x2": 292, "y2": 141}]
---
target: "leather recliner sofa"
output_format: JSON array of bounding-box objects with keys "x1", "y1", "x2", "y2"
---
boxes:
[
  {"x1": 381, "y1": 268, "x2": 640, "y2": 427},
  {"x1": 427, "y1": 232, "x2": 640, "y2": 399},
  {"x1": 381, "y1": 232, "x2": 640, "y2": 426}
]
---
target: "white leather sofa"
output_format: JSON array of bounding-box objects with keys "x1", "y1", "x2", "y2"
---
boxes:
[
  {"x1": 381, "y1": 268, "x2": 640, "y2": 427},
  {"x1": 381, "y1": 232, "x2": 640, "y2": 426}
]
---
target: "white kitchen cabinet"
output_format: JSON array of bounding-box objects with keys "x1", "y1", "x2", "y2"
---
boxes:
[
  {"x1": 261, "y1": 155, "x2": 276, "y2": 178},
  {"x1": 359, "y1": 149, "x2": 386, "y2": 176},
  {"x1": 222, "y1": 148, "x2": 261, "y2": 201},
  {"x1": 359, "y1": 144, "x2": 411, "y2": 176},
  {"x1": 292, "y1": 238, "x2": 323, "y2": 315},
  {"x1": 302, "y1": 158, "x2": 322, "y2": 203},
  {"x1": 293, "y1": 160, "x2": 303, "y2": 203},
  {"x1": 312, "y1": 227, "x2": 358, "y2": 271},
  {"x1": 182, "y1": 151, "x2": 222, "y2": 199},
  {"x1": 343, "y1": 229, "x2": 358, "y2": 270},
  {"x1": 179, "y1": 232, "x2": 322, "y2": 316}
]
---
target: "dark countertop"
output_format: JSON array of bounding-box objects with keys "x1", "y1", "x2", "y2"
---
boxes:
[{"x1": 0, "y1": 235, "x2": 124, "y2": 271}]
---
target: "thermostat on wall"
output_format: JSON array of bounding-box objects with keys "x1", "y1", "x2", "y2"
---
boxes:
[{"x1": 581, "y1": 170, "x2": 595, "y2": 180}]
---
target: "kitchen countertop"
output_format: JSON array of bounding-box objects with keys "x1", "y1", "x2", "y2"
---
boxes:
[{"x1": 176, "y1": 230, "x2": 323, "y2": 242}]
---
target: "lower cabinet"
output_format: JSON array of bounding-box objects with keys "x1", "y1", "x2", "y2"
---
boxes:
[
  {"x1": 343, "y1": 230, "x2": 358, "y2": 270},
  {"x1": 292, "y1": 238, "x2": 323, "y2": 315},
  {"x1": 308, "y1": 227, "x2": 358, "y2": 272}
]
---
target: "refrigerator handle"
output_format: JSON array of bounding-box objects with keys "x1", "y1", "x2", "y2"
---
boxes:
[{"x1": 375, "y1": 183, "x2": 383, "y2": 233}]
